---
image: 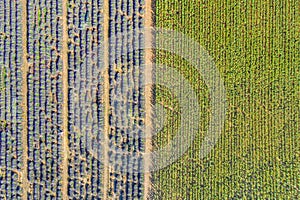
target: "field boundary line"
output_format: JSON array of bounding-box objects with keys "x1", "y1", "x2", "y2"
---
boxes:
[
  {"x1": 102, "y1": 0, "x2": 110, "y2": 199},
  {"x1": 21, "y1": 0, "x2": 29, "y2": 199},
  {"x1": 144, "y1": 0, "x2": 154, "y2": 199},
  {"x1": 61, "y1": 0, "x2": 69, "y2": 199}
]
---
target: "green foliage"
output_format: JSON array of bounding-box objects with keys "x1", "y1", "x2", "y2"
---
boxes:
[{"x1": 153, "y1": 0, "x2": 300, "y2": 199}]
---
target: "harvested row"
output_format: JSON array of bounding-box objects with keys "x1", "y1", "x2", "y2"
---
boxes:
[
  {"x1": 26, "y1": 0, "x2": 64, "y2": 198},
  {"x1": 67, "y1": 0, "x2": 104, "y2": 199},
  {"x1": 108, "y1": 0, "x2": 145, "y2": 199},
  {"x1": 0, "y1": 0, "x2": 24, "y2": 199}
]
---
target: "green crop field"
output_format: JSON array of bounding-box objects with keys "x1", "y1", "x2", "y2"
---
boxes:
[{"x1": 152, "y1": 0, "x2": 300, "y2": 199}]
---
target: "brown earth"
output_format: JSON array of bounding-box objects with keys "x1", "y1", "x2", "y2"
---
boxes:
[
  {"x1": 144, "y1": 0, "x2": 154, "y2": 199},
  {"x1": 21, "y1": 0, "x2": 29, "y2": 199},
  {"x1": 61, "y1": 0, "x2": 69, "y2": 199},
  {"x1": 102, "y1": 0, "x2": 110, "y2": 199}
]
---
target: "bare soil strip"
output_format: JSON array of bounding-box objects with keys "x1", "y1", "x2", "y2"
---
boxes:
[
  {"x1": 144, "y1": 0, "x2": 154, "y2": 199},
  {"x1": 102, "y1": 0, "x2": 110, "y2": 199},
  {"x1": 21, "y1": 0, "x2": 29, "y2": 199},
  {"x1": 62, "y1": 0, "x2": 69, "y2": 199}
]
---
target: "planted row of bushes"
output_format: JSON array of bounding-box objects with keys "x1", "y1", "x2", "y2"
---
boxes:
[
  {"x1": 0, "y1": 0, "x2": 24, "y2": 199},
  {"x1": 67, "y1": 0, "x2": 104, "y2": 198},
  {"x1": 108, "y1": 0, "x2": 145, "y2": 198},
  {"x1": 26, "y1": 0, "x2": 64, "y2": 199}
]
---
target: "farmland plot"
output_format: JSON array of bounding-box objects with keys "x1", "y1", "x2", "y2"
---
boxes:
[
  {"x1": 153, "y1": 0, "x2": 300, "y2": 199},
  {"x1": 1, "y1": 0, "x2": 150, "y2": 199},
  {"x1": 0, "y1": 0, "x2": 299, "y2": 199}
]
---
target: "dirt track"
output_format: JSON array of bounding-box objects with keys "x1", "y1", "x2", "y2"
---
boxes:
[
  {"x1": 61, "y1": 0, "x2": 69, "y2": 199},
  {"x1": 144, "y1": 0, "x2": 154, "y2": 198},
  {"x1": 21, "y1": 0, "x2": 29, "y2": 199},
  {"x1": 102, "y1": 0, "x2": 110, "y2": 199}
]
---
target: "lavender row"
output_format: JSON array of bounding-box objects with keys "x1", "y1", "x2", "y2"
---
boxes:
[
  {"x1": 108, "y1": 0, "x2": 145, "y2": 199},
  {"x1": 26, "y1": 0, "x2": 64, "y2": 199},
  {"x1": 0, "y1": 0, "x2": 24, "y2": 199},
  {"x1": 0, "y1": 0, "x2": 22, "y2": 199},
  {"x1": 67, "y1": 0, "x2": 104, "y2": 198}
]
